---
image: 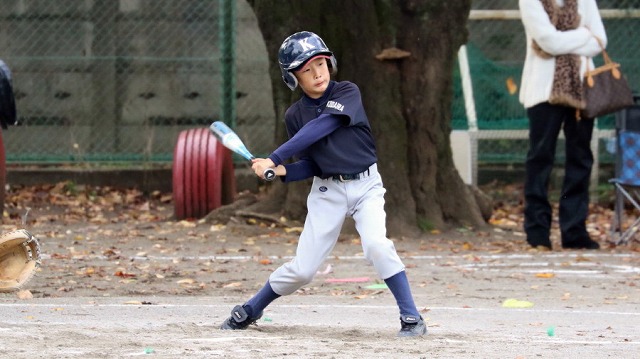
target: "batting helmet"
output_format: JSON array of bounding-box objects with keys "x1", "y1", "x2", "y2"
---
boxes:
[{"x1": 278, "y1": 31, "x2": 337, "y2": 90}]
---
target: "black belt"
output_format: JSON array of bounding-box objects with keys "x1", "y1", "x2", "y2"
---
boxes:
[{"x1": 331, "y1": 168, "x2": 371, "y2": 182}]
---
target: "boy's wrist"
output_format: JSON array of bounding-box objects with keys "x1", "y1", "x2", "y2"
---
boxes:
[{"x1": 268, "y1": 154, "x2": 281, "y2": 167}]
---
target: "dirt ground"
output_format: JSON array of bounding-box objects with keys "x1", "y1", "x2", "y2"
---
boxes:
[{"x1": 0, "y1": 182, "x2": 639, "y2": 358}]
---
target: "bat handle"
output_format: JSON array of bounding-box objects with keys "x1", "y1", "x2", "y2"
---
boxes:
[{"x1": 263, "y1": 168, "x2": 276, "y2": 181}]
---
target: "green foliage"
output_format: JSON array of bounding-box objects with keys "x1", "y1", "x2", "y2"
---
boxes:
[
  {"x1": 62, "y1": 181, "x2": 79, "y2": 195},
  {"x1": 417, "y1": 217, "x2": 435, "y2": 232}
]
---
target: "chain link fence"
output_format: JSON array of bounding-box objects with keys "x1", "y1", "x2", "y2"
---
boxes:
[
  {"x1": 0, "y1": 0, "x2": 241, "y2": 164},
  {"x1": 1, "y1": 0, "x2": 639, "y2": 188}
]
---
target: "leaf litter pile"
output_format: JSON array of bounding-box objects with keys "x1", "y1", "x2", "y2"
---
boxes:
[{"x1": 1, "y1": 180, "x2": 638, "y2": 301}]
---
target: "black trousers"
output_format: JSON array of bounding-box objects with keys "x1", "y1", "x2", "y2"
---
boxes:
[{"x1": 524, "y1": 102, "x2": 594, "y2": 246}]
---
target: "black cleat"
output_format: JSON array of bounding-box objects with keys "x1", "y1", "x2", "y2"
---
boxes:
[
  {"x1": 220, "y1": 305, "x2": 262, "y2": 330},
  {"x1": 397, "y1": 314, "x2": 427, "y2": 337}
]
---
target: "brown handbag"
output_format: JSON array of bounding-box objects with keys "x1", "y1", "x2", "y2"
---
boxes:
[{"x1": 581, "y1": 38, "x2": 634, "y2": 119}]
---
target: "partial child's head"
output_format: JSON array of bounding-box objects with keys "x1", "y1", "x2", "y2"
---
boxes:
[{"x1": 278, "y1": 31, "x2": 337, "y2": 92}]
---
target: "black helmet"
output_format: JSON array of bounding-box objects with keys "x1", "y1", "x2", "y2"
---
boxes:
[{"x1": 278, "y1": 31, "x2": 337, "y2": 90}]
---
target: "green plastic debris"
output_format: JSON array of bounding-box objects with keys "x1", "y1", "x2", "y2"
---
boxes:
[{"x1": 547, "y1": 326, "x2": 555, "y2": 337}]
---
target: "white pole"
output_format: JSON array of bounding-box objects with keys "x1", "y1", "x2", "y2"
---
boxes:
[
  {"x1": 468, "y1": 9, "x2": 640, "y2": 20},
  {"x1": 458, "y1": 45, "x2": 478, "y2": 132},
  {"x1": 456, "y1": 45, "x2": 478, "y2": 185}
]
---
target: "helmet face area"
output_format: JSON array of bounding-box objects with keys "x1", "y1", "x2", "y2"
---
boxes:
[{"x1": 278, "y1": 31, "x2": 337, "y2": 90}]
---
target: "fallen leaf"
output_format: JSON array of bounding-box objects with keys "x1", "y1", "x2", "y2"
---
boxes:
[
  {"x1": 535, "y1": 273, "x2": 555, "y2": 278},
  {"x1": 284, "y1": 227, "x2": 303, "y2": 234},
  {"x1": 223, "y1": 282, "x2": 242, "y2": 288},
  {"x1": 316, "y1": 264, "x2": 333, "y2": 275},
  {"x1": 506, "y1": 77, "x2": 518, "y2": 95},
  {"x1": 114, "y1": 271, "x2": 136, "y2": 278},
  {"x1": 17, "y1": 290, "x2": 33, "y2": 299}
]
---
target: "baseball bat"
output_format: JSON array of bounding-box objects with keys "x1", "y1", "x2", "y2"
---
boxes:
[{"x1": 209, "y1": 121, "x2": 276, "y2": 181}]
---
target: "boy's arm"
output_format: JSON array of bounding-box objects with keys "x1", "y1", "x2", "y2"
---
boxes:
[
  {"x1": 282, "y1": 158, "x2": 321, "y2": 182},
  {"x1": 268, "y1": 114, "x2": 345, "y2": 166},
  {"x1": 251, "y1": 156, "x2": 319, "y2": 182}
]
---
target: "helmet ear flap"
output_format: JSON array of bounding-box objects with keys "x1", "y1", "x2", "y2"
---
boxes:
[
  {"x1": 282, "y1": 70, "x2": 298, "y2": 91},
  {"x1": 328, "y1": 55, "x2": 338, "y2": 75}
]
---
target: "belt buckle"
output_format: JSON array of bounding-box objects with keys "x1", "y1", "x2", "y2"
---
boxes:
[{"x1": 338, "y1": 174, "x2": 352, "y2": 182}]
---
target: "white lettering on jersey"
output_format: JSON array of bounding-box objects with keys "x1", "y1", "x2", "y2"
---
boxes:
[{"x1": 326, "y1": 101, "x2": 344, "y2": 112}]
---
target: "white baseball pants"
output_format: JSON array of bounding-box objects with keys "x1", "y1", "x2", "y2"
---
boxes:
[{"x1": 269, "y1": 164, "x2": 406, "y2": 296}]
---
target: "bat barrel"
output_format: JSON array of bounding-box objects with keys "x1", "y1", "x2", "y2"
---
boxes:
[{"x1": 209, "y1": 121, "x2": 275, "y2": 181}]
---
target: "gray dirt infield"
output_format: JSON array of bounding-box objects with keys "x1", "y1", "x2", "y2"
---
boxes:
[{"x1": 1, "y1": 249, "x2": 639, "y2": 358}]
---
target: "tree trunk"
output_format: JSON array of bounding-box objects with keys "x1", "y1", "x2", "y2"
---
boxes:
[
  {"x1": 397, "y1": 0, "x2": 485, "y2": 230},
  {"x1": 247, "y1": 0, "x2": 485, "y2": 236}
]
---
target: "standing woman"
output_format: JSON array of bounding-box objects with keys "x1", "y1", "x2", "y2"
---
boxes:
[{"x1": 518, "y1": 0, "x2": 606, "y2": 250}]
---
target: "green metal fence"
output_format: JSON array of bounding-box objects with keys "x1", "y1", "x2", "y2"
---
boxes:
[{"x1": 454, "y1": 1, "x2": 640, "y2": 170}]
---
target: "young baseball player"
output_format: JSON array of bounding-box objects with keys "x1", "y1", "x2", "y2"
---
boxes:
[{"x1": 220, "y1": 31, "x2": 426, "y2": 337}]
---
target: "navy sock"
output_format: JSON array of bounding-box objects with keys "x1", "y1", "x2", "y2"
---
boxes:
[
  {"x1": 384, "y1": 271, "x2": 420, "y2": 318},
  {"x1": 243, "y1": 280, "x2": 281, "y2": 318}
]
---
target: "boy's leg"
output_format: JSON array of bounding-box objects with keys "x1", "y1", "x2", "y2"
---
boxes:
[
  {"x1": 351, "y1": 169, "x2": 425, "y2": 336},
  {"x1": 384, "y1": 271, "x2": 420, "y2": 318},
  {"x1": 221, "y1": 177, "x2": 347, "y2": 329},
  {"x1": 351, "y1": 174, "x2": 405, "y2": 280},
  {"x1": 268, "y1": 177, "x2": 347, "y2": 295},
  {"x1": 220, "y1": 281, "x2": 280, "y2": 330},
  {"x1": 385, "y1": 271, "x2": 427, "y2": 337},
  {"x1": 244, "y1": 280, "x2": 280, "y2": 317}
]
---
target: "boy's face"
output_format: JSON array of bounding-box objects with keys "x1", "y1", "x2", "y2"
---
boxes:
[{"x1": 294, "y1": 56, "x2": 331, "y2": 99}]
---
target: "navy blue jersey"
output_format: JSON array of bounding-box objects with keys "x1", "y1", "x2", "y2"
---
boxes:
[{"x1": 283, "y1": 81, "x2": 377, "y2": 179}]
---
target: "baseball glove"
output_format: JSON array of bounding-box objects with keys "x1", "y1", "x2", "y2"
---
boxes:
[{"x1": 0, "y1": 229, "x2": 41, "y2": 292}]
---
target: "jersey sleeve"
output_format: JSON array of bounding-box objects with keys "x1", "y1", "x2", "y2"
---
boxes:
[
  {"x1": 323, "y1": 82, "x2": 367, "y2": 127},
  {"x1": 282, "y1": 158, "x2": 321, "y2": 182},
  {"x1": 268, "y1": 114, "x2": 345, "y2": 166}
]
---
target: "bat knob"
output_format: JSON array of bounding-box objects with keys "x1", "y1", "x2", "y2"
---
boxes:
[{"x1": 263, "y1": 168, "x2": 276, "y2": 181}]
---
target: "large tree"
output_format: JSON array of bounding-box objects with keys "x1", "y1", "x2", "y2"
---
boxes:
[{"x1": 246, "y1": 0, "x2": 486, "y2": 237}]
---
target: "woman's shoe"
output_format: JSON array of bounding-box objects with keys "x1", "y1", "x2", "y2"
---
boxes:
[{"x1": 562, "y1": 238, "x2": 600, "y2": 250}]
